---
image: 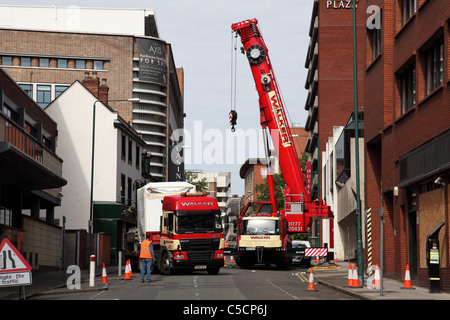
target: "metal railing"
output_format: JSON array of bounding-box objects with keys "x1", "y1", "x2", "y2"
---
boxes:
[{"x1": 4, "y1": 119, "x2": 43, "y2": 163}]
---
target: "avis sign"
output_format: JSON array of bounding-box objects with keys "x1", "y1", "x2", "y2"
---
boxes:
[{"x1": 0, "y1": 238, "x2": 32, "y2": 287}]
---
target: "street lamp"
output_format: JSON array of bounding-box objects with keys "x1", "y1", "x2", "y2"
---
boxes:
[
  {"x1": 88, "y1": 97, "x2": 140, "y2": 256},
  {"x1": 352, "y1": 0, "x2": 364, "y2": 284}
]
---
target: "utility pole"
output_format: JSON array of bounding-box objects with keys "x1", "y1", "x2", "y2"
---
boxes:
[{"x1": 352, "y1": 0, "x2": 364, "y2": 284}]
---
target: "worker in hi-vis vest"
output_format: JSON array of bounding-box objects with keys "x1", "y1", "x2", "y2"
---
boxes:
[{"x1": 140, "y1": 233, "x2": 155, "y2": 282}]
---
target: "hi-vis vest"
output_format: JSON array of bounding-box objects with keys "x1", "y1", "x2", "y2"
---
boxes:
[{"x1": 140, "y1": 240, "x2": 153, "y2": 259}]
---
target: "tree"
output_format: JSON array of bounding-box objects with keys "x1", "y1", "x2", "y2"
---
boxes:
[
  {"x1": 255, "y1": 152, "x2": 309, "y2": 210},
  {"x1": 299, "y1": 151, "x2": 308, "y2": 176},
  {"x1": 185, "y1": 171, "x2": 208, "y2": 193},
  {"x1": 255, "y1": 173, "x2": 285, "y2": 210}
]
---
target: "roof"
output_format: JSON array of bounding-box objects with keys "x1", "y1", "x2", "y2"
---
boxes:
[
  {"x1": 239, "y1": 158, "x2": 270, "y2": 179},
  {"x1": 0, "y1": 5, "x2": 156, "y2": 38}
]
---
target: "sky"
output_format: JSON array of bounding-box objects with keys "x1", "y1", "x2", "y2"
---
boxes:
[{"x1": 1, "y1": 0, "x2": 314, "y2": 196}]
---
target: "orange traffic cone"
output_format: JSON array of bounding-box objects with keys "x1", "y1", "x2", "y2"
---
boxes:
[
  {"x1": 350, "y1": 264, "x2": 362, "y2": 288},
  {"x1": 101, "y1": 262, "x2": 108, "y2": 285},
  {"x1": 128, "y1": 259, "x2": 134, "y2": 277},
  {"x1": 124, "y1": 260, "x2": 131, "y2": 280},
  {"x1": 306, "y1": 268, "x2": 318, "y2": 291},
  {"x1": 315, "y1": 256, "x2": 320, "y2": 263},
  {"x1": 345, "y1": 264, "x2": 353, "y2": 287},
  {"x1": 401, "y1": 264, "x2": 415, "y2": 290},
  {"x1": 372, "y1": 264, "x2": 381, "y2": 289},
  {"x1": 230, "y1": 256, "x2": 235, "y2": 264},
  {"x1": 334, "y1": 252, "x2": 338, "y2": 263}
]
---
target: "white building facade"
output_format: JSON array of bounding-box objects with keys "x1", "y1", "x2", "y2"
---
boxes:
[
  {"x1": 322, "y1": 114, "x2": 365, "y2": 262},
  {"x1": 46, "y1": 81, "x2": 146, "y2": 230}
]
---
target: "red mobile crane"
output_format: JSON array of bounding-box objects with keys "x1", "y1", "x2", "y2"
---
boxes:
[{"x1": 228, "y1": 18, "x2": 333, "y2": 268}]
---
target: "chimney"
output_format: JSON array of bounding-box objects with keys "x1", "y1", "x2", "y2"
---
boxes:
[
  {"x1": 99, "y1": 78, "x2": 109, "y2": 102},
  {"x1": 82, "y1": 71, "x2": 99, "y2": 98}
]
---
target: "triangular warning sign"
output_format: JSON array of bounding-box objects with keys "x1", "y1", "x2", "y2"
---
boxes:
[{"x1": 0, "y1": 238, "x2": 31, "y2": 272}]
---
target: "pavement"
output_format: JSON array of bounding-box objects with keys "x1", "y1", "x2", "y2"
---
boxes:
[
  {"x1": 1, "y1": 261, "x2": 450, "y2": 300},
  {"x1": 311, "y1": 261, "x2": 450, "y2": 300}
]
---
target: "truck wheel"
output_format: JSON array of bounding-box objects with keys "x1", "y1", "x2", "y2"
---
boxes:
[
  {"x1": 151, "y1": 260, "x2": 160, "y2": 274},
  {"x1": 275, "y1": 258, "x2": 291, "y2": 269},
  {"x1": 235, "y1": 256, "x2": 251, "y2": 269},
  {"x1": 207, "y1": 268, "x2": 220, "y2": 275},
  {"x1": 160, "y1": 252, "x2": 172, "y2": 275}
]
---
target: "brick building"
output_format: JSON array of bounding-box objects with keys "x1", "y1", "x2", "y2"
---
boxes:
[
  {"x1": 304, "y1": 0, "x2": 366, "y2": 201},
  {"x1": 364, "y1": 0, "x2": 449, "y2": 290},
  {"x1": 0, "y1": 6, "x2": 185, "y2": 181},
  {"x1": 303, "y1": 0, "x2": 366, "y2": 251}
]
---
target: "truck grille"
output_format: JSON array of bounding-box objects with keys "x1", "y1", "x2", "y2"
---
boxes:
[
  {"x1": 179, "y1": 239, "x2": 220, "y2": 264},
  {"x1": 180, "y1": 238, "x2": 220, "y2": 251},
  {"x1": 186, "y1": 250, "x2": 214, "y2": 264}
]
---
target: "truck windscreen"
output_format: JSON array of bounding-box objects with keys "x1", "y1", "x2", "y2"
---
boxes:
[
  {"x1": 242, "y1": 219, "x2": 280, "y2": 235},
  {"x1": 176, "y1": 210, "x2": 222, "y2": 234}
]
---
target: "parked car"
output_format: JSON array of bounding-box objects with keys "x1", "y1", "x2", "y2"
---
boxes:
[{"x1": 291, "y1": 240, "x2": 311, "y2": 267}]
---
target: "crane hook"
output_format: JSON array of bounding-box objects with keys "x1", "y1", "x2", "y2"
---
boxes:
[{"x1": 229, "y1": 110, "x2": 238, "y2": 132}]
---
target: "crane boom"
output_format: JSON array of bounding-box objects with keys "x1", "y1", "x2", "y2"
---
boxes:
[
  {"x1": 232, "y1": 18, "x2": 306, "y2": 202},
  {"x1": 232, "y1": 18, "x2": 332, "y2": 231}
]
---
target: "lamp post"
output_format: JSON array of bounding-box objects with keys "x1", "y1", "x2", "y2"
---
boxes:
[
  {"x1": 352, "y1": 0, "x2": 364, "y2": 284},
  {"x1": 88, "y1": 97, "x2": 140, "y2": 256}
]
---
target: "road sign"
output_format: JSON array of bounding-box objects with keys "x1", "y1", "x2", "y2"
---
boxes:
[{"x1": 0, "y1": 238, "x2": 32, "y2": 287}]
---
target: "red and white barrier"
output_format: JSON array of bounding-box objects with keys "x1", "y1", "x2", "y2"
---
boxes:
[{"x1": 304, "y1": 248, "x2": 328, "y2": 257}]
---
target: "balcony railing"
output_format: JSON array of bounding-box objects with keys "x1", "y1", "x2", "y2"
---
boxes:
[
  {"x1": 1, "y1": 113, "x2": 63, "y2": 178},
  {"x1": 4, "y1": 119, "x2": 43, "y2": 163}
]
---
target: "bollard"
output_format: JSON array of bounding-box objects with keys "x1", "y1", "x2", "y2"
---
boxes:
[
  {"x1": 118, "y1": 251, "x2": 122, "y2": 277},
  {"x1": 89, "y1": 255, "x2": 96, "y2": 287}
]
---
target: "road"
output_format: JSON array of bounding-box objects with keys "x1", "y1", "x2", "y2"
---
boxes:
[{"x1": 31, "y1": 265, "x2": 357, "y2": 301}]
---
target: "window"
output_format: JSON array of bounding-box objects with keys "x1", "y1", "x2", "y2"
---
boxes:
[
  {"x1": 75, "y1": 60, "x2": 86, "y2": 69},
  {"x1": 242, "y1": 219, "x2": 280, "y2": 235},
  {"x1": 93, "y1": 60, "x2": 104, "y2": 70},
  {"x1": 37, "y1": 85, "x2": 51, "y2": 108},
  {"x1": 42, "y1": 135, "x2": 54, "y2": 151},
  {"x1": 57, "y1": 59, "x2": 68, "y2": 68},
  {"x1": 0, "y1": 207, "x2": 13, "y2": 226},
  {"x1": 120, "y1": 174, "x2": 126, "y2": 204},
  {"x1": 400, "y1": 64, "x2": 416, "y2": 114},
  {"x1": 128, "y1": 139, "x2": 133, "y2": 164},
  {"x1": 55, "y1": 85, "x2": 69, "y2": 98},
  {"x1": 1, "y1": 56, "x2": 12, "y2": 65},
  {"x1": 121, "y1": 134, "x2": 126, "y2": 160},
  {"x1": 39, "y1": 58, "x2": 50, "y2": 67},
  {"x1": 19, "y1": 84, "x2": 33, "y2": 98},
  {"x1": 136, "y1": 145, "x2": 140, "y2": 169},
  {"x1": 368, "y1": 9, "x2": 382, "y2": 61},
  {"x1": 127, "y1": 178, "x2": 132, "y2": 206},
  {"x1": 425, "y1": 37, "x2": 444, "y2": 95},
  {"x1": 401, "y1": 0, "x2": 416, "y2": 26},
  {"x1": 20, "y1": 57, "x2": 31, "y2": 66}
]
